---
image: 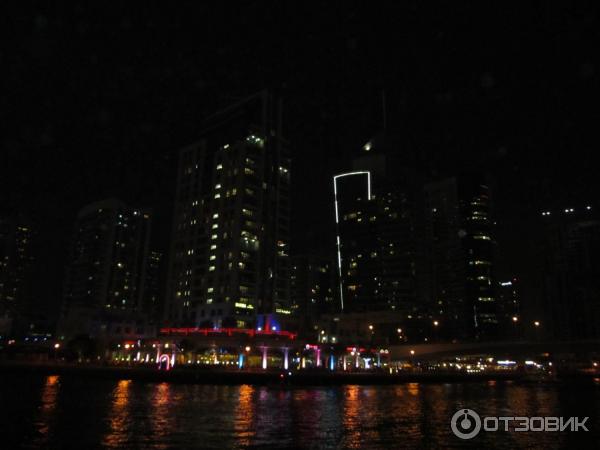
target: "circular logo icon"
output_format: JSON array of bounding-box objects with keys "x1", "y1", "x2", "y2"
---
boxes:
[{"x1": 451, "y1": 409, "x2": 481, "y2": 440}]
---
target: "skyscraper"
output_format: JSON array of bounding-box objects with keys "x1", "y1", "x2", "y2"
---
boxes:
[
  {"x1": 165, "y1": 91, "x2": 291, "y2": 329},
  {"x1": 0, "y1": 214, "x2": 35, "y2": 336},
  {"x1": 540, "y1": 205, "x2": 600, "y2": 339},
  {"x1": 333, "y1": 136, "x2": 425, "y2": 318},
  {"x1": 144, "y1": 250, "x2": 162, "y2": 322},
  {"x1": 423, "y1": 174, "x2": 498, "y2": 340},
  {"x1": 60, "y1": 199, "x2": 152, "y2": 338},
  {"x1": 330, "y1": 134, "x2": 439, "y2": 344},
  {"x1": 290, "y1": 253, "x2": 335, "y2": 332}
]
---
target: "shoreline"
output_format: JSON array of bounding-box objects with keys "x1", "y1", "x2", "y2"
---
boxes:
[{"x1": 2, "y1": 360, "x2": 585, "y2": 385}]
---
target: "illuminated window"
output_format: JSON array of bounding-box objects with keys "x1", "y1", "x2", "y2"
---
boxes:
[
  {"x1": 215, "y1": 184, "x2": 221, "y2": 189},
  {"x1": 216, "y1": 164, "x2": 223, "y2": 170},
  {"x1": 210, "y1": 244, "x2": 217, "y2": 250},
  {"x1": 214, "y1": 193, "x2": 221, "y2": 199},
  {"x1": 209, "y1": 266, "x2": 216, "y2": 272}
]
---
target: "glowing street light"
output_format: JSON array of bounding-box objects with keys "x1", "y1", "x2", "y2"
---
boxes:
[
  {"x1": 54, "y1": 343, "x2": 60, "y2": 349},
  {"x1": 512, "y1": 316, "x2": 518, "y2": 322},
  {"x1": 410, "y1": 350, "x2": 415, "y2": 356},
  {"x1": 368, "y1": 324, "x2": 374, "y2": 331},
  {"x1": 433, "y1": 320, "x2": 439, "y2": 327},
  {"x1": 245, "y1": 346, "x2": 251, "y2": 352},
  {"x1": 534, "y1": 321, "x2": 540, "y2": 327},
  {"x1": 397, "y1": 328, "x2": 402, "y2": 333}
]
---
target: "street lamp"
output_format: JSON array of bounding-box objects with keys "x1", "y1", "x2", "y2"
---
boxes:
[
  {"x1": 433, "y1": 320, "x2": 439, "y2": 327},
  {"x1": 534, "y1": 321, "x2": 540, "y2": 327}
]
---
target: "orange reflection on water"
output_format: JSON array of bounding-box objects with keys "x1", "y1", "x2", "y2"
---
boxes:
[
  {"x1": 407, "y1": 382, "x2": 419, "y2": 396},
  {"x1": 342, "y1": 385, "x2": 363, "y2": 448},
  {"x1": 148, "y1": 382, "x2": 177, "y2": 450},
  {"x1": 41, "y1": 375, "x2": 60, "y2": 412},
  {"x1": 34, "y1": 374, "x2": 61, "y2": 444},
  {"x1": 102, "y1": 379, "x2": 132, "y2": 448},
  {"x1": 234, "y1": 384, "x2": 256, "y2": 447}
]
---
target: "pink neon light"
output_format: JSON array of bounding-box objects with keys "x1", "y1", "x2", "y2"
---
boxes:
[{"x1": 158, "y1": 354, "x2": 171, "y2": 371}]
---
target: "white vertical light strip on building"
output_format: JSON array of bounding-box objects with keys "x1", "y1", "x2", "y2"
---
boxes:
[{"x1": 333, "y1": 171, "x2": 372, "y2": 311}]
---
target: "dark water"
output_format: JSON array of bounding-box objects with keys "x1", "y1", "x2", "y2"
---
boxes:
[{"x1": 1, "y1": 374, "x2": 599, "y2": 449}]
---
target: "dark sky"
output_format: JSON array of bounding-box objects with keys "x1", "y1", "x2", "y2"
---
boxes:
[{"x1": 2, "y1": 2, "x2": 599, "y2": 316}]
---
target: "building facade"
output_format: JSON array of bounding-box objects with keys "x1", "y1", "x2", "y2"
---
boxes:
[
  {"x1": 423, "y1": 175, "x2": 498, "y2": 340},
  {"x1": 165, "y1": 91, "x2": 291, "y2": 329},
  {"x1": 290, "y1": 254, "x2": 335, "y2": 333},
  {"x1": 0, "y1": 214, "x2": 35, "y2": 335},
  {"x1": 540, "y1": 205, "x2": 600, "y2": 340},
  {"x1": 60, "y1": 199, "x2": 153, "y2": 339}
]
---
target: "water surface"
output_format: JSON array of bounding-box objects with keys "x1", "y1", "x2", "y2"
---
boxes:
[{"x1": 1, "y1": 374, "x2": 598, "y2": 449}]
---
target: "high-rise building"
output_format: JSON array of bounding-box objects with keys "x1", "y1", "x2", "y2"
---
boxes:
[
  {"x1": 540, "y1": 205, "x2": 600, "y2": 340},
  {"x1": 423, "y1": 174, "x2": 498, "y2": 340},
  {"x1": 331, "y1": 134, "x2": 442, "y2": 344},
  {"x1": 60, "y1": 199, "x2": 152, "y2": 338},
  {"x1": 496, "y1": 278, "x2": 520, "y2": 338},
  {"x1": 165, "y1": 91, "x2": 291, "y2": 329},
  {"x1": 290, "y1": 254, "x2": 335, "y2": 331},
  {"x1": 144, "y1": 251, "x2": 162, "y2": 322},
  {"x1": 333, "y1": 136, "x2": 425, "y2": 318},
  {"x1": 0, "y1": 214, "x2": 35, "y2": 335}
]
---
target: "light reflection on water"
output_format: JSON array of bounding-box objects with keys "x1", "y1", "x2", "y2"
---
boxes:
[{"x1": 1, "y1": 374, "x2": 598, "y2": 449}]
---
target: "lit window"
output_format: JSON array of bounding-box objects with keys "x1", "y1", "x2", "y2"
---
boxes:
[
  {"x1": 216, "y1": 164, "x2": 223, "y2": 170},
  {"x1": 209, "y1": 266, "x2": 216, "y2": 272}
]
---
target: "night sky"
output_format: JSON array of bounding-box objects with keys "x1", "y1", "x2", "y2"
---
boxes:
[{"x1": 3, "y1": 3, "x2": 599, "y2": 318}]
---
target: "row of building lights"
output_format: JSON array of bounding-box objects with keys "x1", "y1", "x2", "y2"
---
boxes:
[{"x1": 541, "y1": 206, "x2": 592, "y2": 216}]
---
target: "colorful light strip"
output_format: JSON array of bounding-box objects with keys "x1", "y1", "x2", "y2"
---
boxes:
[{"x1": 158, "y1": 327, "x2": 297, "y2": 340}]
